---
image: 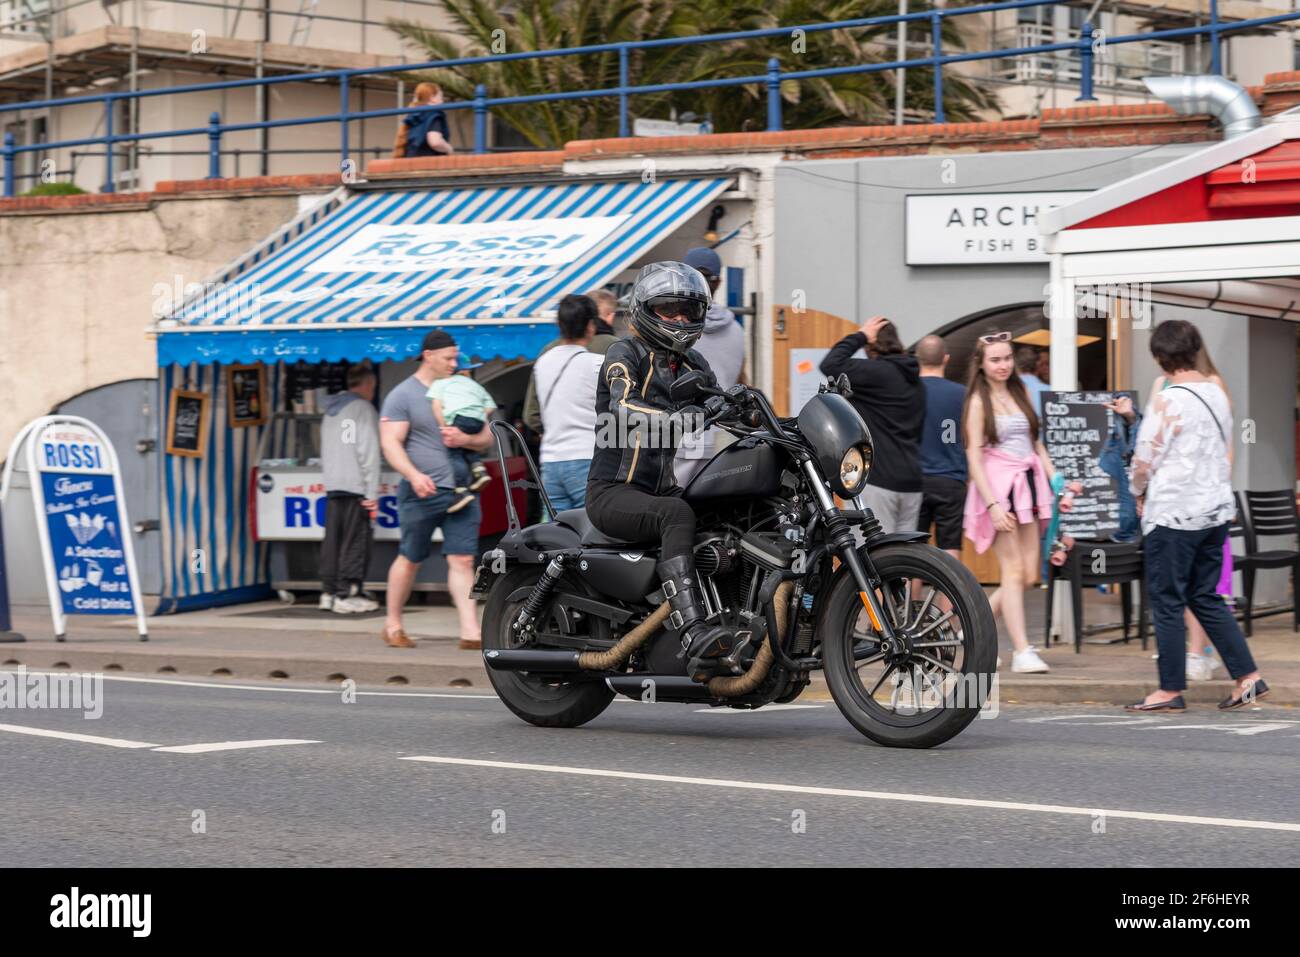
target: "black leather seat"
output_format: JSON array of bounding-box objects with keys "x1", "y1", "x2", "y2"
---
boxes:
[{"x1": 555, "y1": 508, "x2": 652, "y2": 547}]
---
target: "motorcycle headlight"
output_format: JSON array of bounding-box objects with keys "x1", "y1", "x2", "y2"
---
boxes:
[{"x1": 839, "y1": 445, "x2": 869, "y2": 496}]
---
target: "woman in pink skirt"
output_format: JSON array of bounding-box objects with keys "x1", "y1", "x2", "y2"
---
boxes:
[{"x1": 963, "y1": 333, "x2": 1074, "y2": 673}]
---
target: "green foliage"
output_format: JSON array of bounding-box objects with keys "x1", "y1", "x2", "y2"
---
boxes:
[
  {"x1": 389, "y1": 0, "x2": 996, "y2": 148},
  {"x1": 21, "y1": 181, "x2": 87, "y2": 196}
]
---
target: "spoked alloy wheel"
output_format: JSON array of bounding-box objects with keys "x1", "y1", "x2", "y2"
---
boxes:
[
  {"x1": 482, "y1": 566, "x2": 614, "y2": 728},
  {"x1": 822, "y1": 544, "x2": 997, "y2": 748}
]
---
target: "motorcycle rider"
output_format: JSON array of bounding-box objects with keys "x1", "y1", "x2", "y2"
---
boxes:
[{"x1": 585, "y1": 261, "x2": 734, "y2": 680}]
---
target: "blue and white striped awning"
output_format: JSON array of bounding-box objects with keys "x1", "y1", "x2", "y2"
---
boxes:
[{"x1": 155, "y1": 176, "x2": 732, "y2": 366}]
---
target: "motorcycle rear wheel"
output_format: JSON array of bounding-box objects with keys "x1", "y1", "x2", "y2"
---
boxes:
[
  {"x1": 482, "y1": 566, "x2": 616, "y2": 728},
  {"x1": 821, "y1": 543, "x2": 997, "y2": 749}
]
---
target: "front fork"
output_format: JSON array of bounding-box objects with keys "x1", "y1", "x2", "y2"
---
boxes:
[{"x1": 799, "y1": 460, "x2": 898, "y2": 642}]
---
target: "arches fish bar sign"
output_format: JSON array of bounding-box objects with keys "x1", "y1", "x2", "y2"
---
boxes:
[
  {"x1": 904, "y1": 191, "x2": 1088, "y2": 264},
  {"x1": 19, "y1": 417, "x2": 147, "y2": 640}
]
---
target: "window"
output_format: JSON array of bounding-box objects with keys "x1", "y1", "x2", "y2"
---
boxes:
[{"x1": 0, "y1": 0, "x2": 51, "y2": 35}]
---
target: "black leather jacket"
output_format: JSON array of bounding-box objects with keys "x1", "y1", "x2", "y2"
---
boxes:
[{"x1": 587, "y1": 336, "x2": 718, "y2": 493}]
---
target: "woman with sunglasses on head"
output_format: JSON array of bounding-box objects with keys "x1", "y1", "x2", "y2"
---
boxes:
[
  {"x1": 962, "y1": 332, "x2": 1074, "y2": 673},
  {"x1": 585, "y1": 261, "x2": 737, "y2": 681}
]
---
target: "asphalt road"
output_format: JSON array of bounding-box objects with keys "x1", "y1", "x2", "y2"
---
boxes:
[{"x1": 2, "y1": 671, "x2": 1298, "y2": 867}]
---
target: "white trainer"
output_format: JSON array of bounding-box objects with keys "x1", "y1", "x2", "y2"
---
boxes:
[
  {"x1": 318, "y1": 593, "x2": 334, "y2": 611},
  {"x1": 333, "y1": 596, "x2": 376, "y2": 614},
  {"x1": 1011, "y1": 647, "x2": 1050, "y2": 674},
  {"x1": 1186, "y1": 652, "x2": 1220, "y2": 681}
]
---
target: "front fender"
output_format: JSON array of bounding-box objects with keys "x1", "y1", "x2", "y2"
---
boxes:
[{"x1": 862, "y1": 530, "x2": 929, "y2": 549}]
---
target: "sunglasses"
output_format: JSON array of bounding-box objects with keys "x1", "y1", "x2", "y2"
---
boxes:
[{"x1": 978, "y1": 331, "x2": 1012, "y2": 344}]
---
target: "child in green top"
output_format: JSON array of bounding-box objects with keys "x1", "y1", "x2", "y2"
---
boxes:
[{"x1": 427, "y1": 368, "x2": 496, "y2": 513}]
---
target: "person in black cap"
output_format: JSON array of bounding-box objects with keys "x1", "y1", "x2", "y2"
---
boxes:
[
  {"x1": 676, "y1": 247, "x2": 745, "y2": 483},
  {"x1": 378, "y1": 329, "x2": 492, "y2": 651}
]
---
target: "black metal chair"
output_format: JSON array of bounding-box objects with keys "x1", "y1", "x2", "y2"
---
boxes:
[
  {"x1": 1235, "y1": 489, "x2": 1300, "y2": 636},
  {"x1": 1045, "y1": 540, "x2": 1147, "y2": 652}
]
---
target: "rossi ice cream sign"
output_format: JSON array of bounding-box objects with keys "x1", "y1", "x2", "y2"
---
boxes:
[
  {"x1": 12, "y1": 417, "x2": 147, "y2": 639},
  {"x1": 33, "y1": 423, "x2": 140, "y2": 616},
  {"x1": 304, "y1": 216, "x2": 629, "y2": 274}
]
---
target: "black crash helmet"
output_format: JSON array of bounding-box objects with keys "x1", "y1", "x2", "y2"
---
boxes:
[{"x1": 627, "y1": 261, "x2": 711, "y2": 354}]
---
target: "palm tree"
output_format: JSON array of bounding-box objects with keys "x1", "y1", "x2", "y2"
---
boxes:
[{"x1": 388, "y1": 0, "x2": 995, "y2": 148}]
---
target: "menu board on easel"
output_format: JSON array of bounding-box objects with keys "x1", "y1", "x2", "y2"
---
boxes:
[
  {"x1": 166, "y1": 389, "x2": 208, "y2": 458},
  {"x1": 226, "y1": 363, "x2": 266, "y2": 427},
  {"x1": 1040, "y1": 390, "x2": 1138, "y2": 540}
]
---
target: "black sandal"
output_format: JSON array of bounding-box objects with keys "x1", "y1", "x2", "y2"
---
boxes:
[
  {"x1": 1124, "y1": 695, "x2": 1186, "y2": 712},
  {"x1": 1218, "y1": 679, "x2": 1269, "y2": 711}
]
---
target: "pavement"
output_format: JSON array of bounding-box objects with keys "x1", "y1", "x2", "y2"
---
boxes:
[
  {"x1": 4, "y1": 587, "x2": 1300, "y2": 706},
  {"x1": 1, "y1": 675, "x2": 1297, "y2": 866}
]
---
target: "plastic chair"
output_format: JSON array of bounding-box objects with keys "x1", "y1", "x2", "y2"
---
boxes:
[{"x1": 1045, "y1": 540, "x2": 1147, "y2": 653}]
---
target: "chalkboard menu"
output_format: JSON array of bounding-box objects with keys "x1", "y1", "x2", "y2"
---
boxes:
[
  {"x1": 1040, "y1": 390, "x2": 1138, "y2": 540},
  {"x1": 288, "y1": 360, "x2": 318, "y2": 405},
  {"x1": 321, "y1": 360, "x2": 350, "y2": 395},
  {"x1": 226, "y1": 363, "x2": 266, "y2": 427},
  {"x1": 166, "y1": 389, "x2": 209, "y2": 458}
]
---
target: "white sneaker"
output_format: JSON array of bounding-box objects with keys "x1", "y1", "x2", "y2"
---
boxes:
[
  {"x1": 333, "y1": 596, "x2": 376, "y2": 614},
  {"x1": 318, "y1": 593, "x2": 334, "y2": 611},
  {"x1": 1011, "y1": 647, "x2": 1050, "y2": 674},
  {"x1": 1186, "y1": 653, "x2": 1220, "y2": 682}
]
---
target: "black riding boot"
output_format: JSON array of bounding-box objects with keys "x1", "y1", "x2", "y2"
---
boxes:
[{"x1": 656, "y1": 555, "x2": 734, "y2": 680}]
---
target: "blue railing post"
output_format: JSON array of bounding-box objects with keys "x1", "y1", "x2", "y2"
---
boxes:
[
  {"x1": 208, "y1": 111, "x2": 222, "y2": 179},
  {"x1": 1210, "y1": 0, "x2": 1222, "y2": 74},
  {"x1": 618, "y1": 45, "x2": 630, "y2": 138},
  {"x1": 102, "y1": 97, "x2": 115, "y2": 193},
  {"x1": 339, "y1": 73, "x2": 350, "y2": 175},
  {"x1": 931, "y1": 12, "x2": 945, "y2": 124},
  {"x1": 1077, "y1": 22, "x2": 1097, "y2": 102},
  {"x1": 2, "y1": 132, "x2": 14, "y2": 198},
  {"x1": 473, "y1": 83, "x2": 488, "y2": 153},
  {"x1": 766, "y1": 57, "x2": 782, "y2": 132}
]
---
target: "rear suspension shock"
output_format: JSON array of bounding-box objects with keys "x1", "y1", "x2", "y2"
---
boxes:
[{"x1": 513, "y1": 555, "x2": 568, "y2": 636}]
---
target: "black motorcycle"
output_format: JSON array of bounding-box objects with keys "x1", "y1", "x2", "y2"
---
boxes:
[{"x1": 472, "y1": 373, "x2": 996, "y2": 748}]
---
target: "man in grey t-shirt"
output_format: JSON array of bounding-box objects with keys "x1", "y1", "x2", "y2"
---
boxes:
[{"x1": 379, "y1": 329, "x2": 493, "y2": 650}]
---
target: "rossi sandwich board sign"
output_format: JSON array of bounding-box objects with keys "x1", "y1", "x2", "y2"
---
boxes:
[{"x1": 5, "y1": 416, "x2": 148, "y2": 640}]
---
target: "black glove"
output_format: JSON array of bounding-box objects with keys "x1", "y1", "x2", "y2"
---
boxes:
[
  {"x1": 669, "y1": 405, "x2": 707, "y2": 443},
  {"x1": 703, "y1": 394, "x2": 728, "y2": 417}
]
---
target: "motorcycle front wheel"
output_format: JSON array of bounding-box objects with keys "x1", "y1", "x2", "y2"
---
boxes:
[{"x1": 821, "y1": 543, "x2": 997, "y2": 749}]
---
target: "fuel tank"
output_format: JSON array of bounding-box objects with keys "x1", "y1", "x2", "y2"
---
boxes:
[{"x1": 683, "y1": 437, "x2": 783, "y2": 505}]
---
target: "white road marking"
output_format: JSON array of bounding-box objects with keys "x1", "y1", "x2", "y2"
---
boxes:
[
  {"x1": 152, "y1": 739, "x2": 322, "y2": 754},
  {"x1": 0, "y1": 669, "x2": 498, "y2": 699},
  {"x1": 401, "y1": 755, "x2": 1300, "y2": 834},
  {"x1": 1147, "y1": 722, "x2": 1298, "y2": 736},
  {"x1": 692, "y1": 704, "x2": 823, "y2": 714},
  {"x1": 0, "y1": 723, "x2": 159, "y2": 749}
]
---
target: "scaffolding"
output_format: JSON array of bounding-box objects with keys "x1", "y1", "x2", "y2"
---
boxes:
[{"x1": 0, "y1": 0, "x2": 457, "y2": 186}]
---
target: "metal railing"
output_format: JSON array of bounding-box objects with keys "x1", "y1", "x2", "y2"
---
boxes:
[{"x1": 3, "y1": 0, "x2": 1300, "y2": 197}]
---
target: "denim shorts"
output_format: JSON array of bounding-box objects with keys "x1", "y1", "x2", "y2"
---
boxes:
[{"x1": 396, "y1": 478, "x2": 481, "y2": 562}]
